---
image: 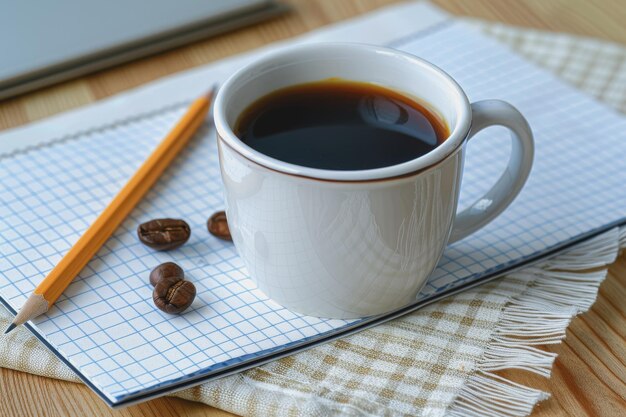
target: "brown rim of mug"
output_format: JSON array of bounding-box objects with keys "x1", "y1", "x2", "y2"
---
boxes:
[{"x1": 216, "y1": 128, "x2": 470, "y2": 184}]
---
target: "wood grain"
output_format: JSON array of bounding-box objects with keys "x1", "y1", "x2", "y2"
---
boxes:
[{"x1": 1, "y1": 1, "x2": 624, "y2": 416}]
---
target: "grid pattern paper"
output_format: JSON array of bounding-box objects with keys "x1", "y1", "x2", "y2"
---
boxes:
[{"x1": 1, "y1": 21, "x2": 626, "y2": 404}]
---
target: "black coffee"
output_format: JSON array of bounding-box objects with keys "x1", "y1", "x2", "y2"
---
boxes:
[{"x1": 235, "y1": 79, "x2": 449, "y2": 171}]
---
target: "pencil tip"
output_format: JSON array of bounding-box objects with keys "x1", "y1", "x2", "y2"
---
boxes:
[{"x1": 4, "y1": 323, "x2": 16, "y2": 334}]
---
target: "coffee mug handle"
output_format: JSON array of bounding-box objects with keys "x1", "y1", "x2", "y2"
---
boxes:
[{"x1": 449, "y1": 100, "x2": 534, "y2": 243}]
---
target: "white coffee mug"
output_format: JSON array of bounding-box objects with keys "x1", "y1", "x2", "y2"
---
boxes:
[{"x1": 214, "y1": 43, "x2": 533, "y2": 319}]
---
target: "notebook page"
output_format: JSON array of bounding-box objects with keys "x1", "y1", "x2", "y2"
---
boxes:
[
  {"x1": 401, "y1": 23, "x2": 626, "y2": 296},
  {"x1": 2, "y1": 20, "x2": 626, "y2": 404}
]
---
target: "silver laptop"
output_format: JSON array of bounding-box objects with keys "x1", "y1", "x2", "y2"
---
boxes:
[{"x1": 0, "y1": 0, "x2": 286, "y2": 100}]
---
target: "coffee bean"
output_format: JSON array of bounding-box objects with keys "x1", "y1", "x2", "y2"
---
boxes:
[
  {"x1": 149, "y1": 262, "x2": 183, "y2": 287},
  {"x1": 207, "y1": 211, "x2": 231, "y2": 241},
  {"x1": 137, "y1": 218, "x2": 190, "y2": 250},
  {"x1": 151, "y1": 263, "x2": 196, "y2": 314},
  {"x1": 153, "y1": 280, "x2": 196, "y2": 314}
]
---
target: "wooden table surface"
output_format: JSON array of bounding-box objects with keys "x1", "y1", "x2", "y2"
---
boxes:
[{"x1": 1, "y1": 1, "x2": 625, "y2": 416}]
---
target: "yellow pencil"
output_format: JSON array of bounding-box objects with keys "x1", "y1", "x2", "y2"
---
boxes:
[{"x1": 5, "y1": 86, "x2": 217, "y2": 334}]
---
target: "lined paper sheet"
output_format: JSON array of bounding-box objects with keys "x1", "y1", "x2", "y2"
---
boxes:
[{"x1": 1, "y1": 9, "x2": 626, "y2": 406}]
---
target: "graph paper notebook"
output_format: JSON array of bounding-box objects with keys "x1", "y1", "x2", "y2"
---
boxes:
[{"x1": 1, "y1": 2, "x2": 625, "y2": 407}]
